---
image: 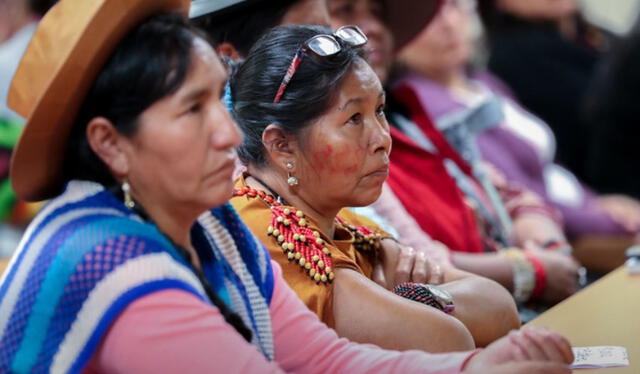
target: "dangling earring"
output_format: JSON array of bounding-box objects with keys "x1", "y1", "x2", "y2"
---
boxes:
[
  {"x1": 122, "y1": 179, "x2": 135, "y2": 209},
  {"x1": 286, "y1": 161, "x2": 299, "y2": 187},
  {"x1": 287, "y1": 173, "x2": 299, "y2": 187}
]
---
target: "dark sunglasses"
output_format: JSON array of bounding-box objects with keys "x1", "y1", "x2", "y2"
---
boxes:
[{"x1": 273, "y1": 25, "x2": 368, "y2": 103}]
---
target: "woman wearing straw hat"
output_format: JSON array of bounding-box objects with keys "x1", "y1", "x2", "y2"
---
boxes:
[{"x1": 0, "y1": 0, "x2": 573, "y2": 372}]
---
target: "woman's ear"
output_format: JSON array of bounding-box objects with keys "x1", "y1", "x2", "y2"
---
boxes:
[
  {"x1": 262, "y1": 124, "x2": 299, "y2": 169},
  {"x1": 86, "y1": 117, "x2": 131, "y2": 178}
]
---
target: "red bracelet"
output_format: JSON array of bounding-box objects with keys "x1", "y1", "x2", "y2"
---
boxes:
[{"x1": 524, "y1": 252, "x2": 546, "y2": 300}]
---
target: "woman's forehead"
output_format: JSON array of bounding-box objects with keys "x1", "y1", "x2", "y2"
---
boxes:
[
  {"x1": 167, "y1": 40, "x2": 227, "y2": 104},
  {"x1": 344, "y1": 61, "x2": 383, "y2": 95},
  {"x1": 328, "y1": 64, "x2": 383, "y2": 113}
]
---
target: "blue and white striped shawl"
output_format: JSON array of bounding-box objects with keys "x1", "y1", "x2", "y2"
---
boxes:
[{"x1": 0, "y1": 181, "x2": 274, "y2": 373}]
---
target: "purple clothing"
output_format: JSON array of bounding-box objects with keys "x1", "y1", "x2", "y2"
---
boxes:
[{"x1": 399, "y1": 71, "x2": 628, "y2": 239}]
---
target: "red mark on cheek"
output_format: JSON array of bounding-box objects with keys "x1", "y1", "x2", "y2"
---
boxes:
[
  {"x1": 311, "y1": 144, "x2": 367, "y2": 176},
  {"x1": 342, "y1": 165, "x2": 358, "y2": 175},
  {"x1": 335, "y1": 147, "x2": 350, "y2": 158},
  {"x1": 321, "y1": 145, "x2": 334, "y2": 158},
  {"x1": 311, "y1": 145, "x2": 334, "y2": 172},
  {"x1": 339, "y1": 145, "x2": 366, "y2": 176}
]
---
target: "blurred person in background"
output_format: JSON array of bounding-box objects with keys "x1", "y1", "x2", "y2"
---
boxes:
[
  {"x1": 1, "y1": 0, "x2": 57, "y2": 120},
  {"x1": 393, "y1": 0, "x2": 640, "y2": 270},
  {"x1": 479, "y1": 0, "x2": 611, "y2": 180},
  {"x1": 584, "y1": 16, "x2": 640, "y2": 202},
  {"x1": 191, "y1": 0, "x2": 331, "y2": 59},
  {"x1": 0, "y1": 0, "x2": 32, "y2": 44},
  {"x1": 0, "y1": 0, "x2": 56, "y2": 257}
]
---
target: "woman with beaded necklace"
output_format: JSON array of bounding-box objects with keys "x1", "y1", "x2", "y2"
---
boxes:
[{"x1": 229, "y1": 23, "x2": 525, "y2": 351}]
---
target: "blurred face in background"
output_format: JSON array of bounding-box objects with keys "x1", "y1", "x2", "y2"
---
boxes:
[
  {"x1": 0, "y1": 0, "x2": 31, "y2": 43},
  {"x1": 398, "y1": 0, "x2": 475, "y2": 80},
  {"x1": 281, "y1": 0, "x2": 331, "y2": 26},
  {"x1": 496, "y1": 0, "x2": 577, "y2": 21},
  {"x1": 328, "y1": 0, "x2": 394, "y2": 84}
]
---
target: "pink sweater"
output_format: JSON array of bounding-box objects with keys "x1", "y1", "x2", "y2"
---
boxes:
[{"x1": 84, "y1": 261, "x2": 476, "y2": 373}]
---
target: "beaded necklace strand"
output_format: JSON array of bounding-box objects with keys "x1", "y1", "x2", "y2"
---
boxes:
[
  {"x1": 234, "y1": 185, "x2": 335, "y2": 283},
  {"x1": 234, "y1": 177, "x2": 385, "y2": 284}
]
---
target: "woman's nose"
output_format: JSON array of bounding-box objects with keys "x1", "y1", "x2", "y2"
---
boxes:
[
  {"x1": 211, "y1": 104, "x2": 243, "y2": 149},
  {"x1": 369, "y1": 119, "x2": 391, "y2": 154}
]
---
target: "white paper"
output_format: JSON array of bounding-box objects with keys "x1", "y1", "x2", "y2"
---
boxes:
[{"x1": 571, "y1": 346, "x2": 629, "y2": 369}]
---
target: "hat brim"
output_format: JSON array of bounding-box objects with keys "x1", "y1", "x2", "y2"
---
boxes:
[
  {"x1": 189, "y1": 0, "x2": 441, "y2": 52},
  {"x1": 9, "y1": 0, "x2": 190, "y2": 202},
  {"x1": 384, "y1": 0, "x2": 442, "y2": 51}
]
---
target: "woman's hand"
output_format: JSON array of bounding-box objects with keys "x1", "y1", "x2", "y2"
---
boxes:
[
  {"x1": 463, "y1": 327, "x2": 573, "y2": 374},
  {"x1": 526, "y1": 247, "x2": 580, "y2": 304},
  {"x1": 373, "y1": 239, "x2": 435, "y2": 288}
]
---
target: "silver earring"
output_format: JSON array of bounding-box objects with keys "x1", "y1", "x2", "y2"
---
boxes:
[
  {"x1": 122, "y1": 180, "x2": 135, "y2": 209},
  {"x1": 285, "y1": 162, "x2": 298, "y2": 186},
  {"x1": 287, "y1": 173, "x2": 299, "y2": 187}
]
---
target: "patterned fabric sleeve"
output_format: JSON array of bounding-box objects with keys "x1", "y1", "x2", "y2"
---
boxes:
[{"x1": 86, "y1": 261, "x2": 476, "y2": 374}]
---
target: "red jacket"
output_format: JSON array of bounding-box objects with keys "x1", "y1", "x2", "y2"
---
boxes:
[{"x1": 387, "y1": 85, "x2": 484, "y2": 253}]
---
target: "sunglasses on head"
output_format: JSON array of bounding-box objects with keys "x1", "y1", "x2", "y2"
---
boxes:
[{"x1": 273, "y1": 25, "x2": 368, "y2": 104}]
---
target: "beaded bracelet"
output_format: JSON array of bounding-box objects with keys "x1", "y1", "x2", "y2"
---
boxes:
[
  {"x1": 393, "y1": 282, "x2": 454, "y2": 313},
  {"x1": 501, "y1": 249, "x2": 535, "y2": 303}
]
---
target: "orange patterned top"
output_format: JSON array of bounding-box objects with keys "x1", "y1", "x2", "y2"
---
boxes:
[{"x1": 231, "y1": 176, "x2": 390, "y2": 327}]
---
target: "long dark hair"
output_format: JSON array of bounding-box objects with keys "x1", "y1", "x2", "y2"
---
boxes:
[
  {"x1": 231, "y1": 25, "x2": 366, "y2": 167},
  {"x1": 63, "y1": 12, "x2": 252, "y2": 342}
]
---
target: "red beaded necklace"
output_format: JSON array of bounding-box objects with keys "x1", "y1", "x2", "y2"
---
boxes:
[
  {"x1": 234, "y1": 186, "x2": 384, "y2": 284},
  {"x1": 234, "y1": 186, "x2": 335, "y2": 284}
]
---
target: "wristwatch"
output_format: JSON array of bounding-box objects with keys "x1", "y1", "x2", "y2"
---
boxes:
[{"x1": 423, "y1": 284, "x2": 455, "y2": 314}]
